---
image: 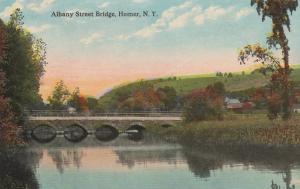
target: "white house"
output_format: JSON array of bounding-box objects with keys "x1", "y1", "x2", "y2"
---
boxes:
[
  {"x1": 225, "y1": 98, "x2": 243, "y2": 109},
  {"x1": 294, "y1": 104, "x2": 300, "y2": 113},
  {"x1": 68, "y1": 107, "x2": 77, "y2": 114}
]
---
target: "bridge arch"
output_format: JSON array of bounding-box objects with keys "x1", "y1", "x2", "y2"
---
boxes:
[
  {"x1": 126, "y1": 123, "x2": 145, "y2": 141},
  {"x1": 31, "y1": 124, "x2": 56, "y2": 143},
  {"x1": 95, "y1": 124, "x2": 119, "y2": 141},
  {"x1": 127, "y1": 123, "x2": 146, "y2": 132},
  {"x1": 161, "y1": 123, "x2": 174, "y2": 128},
  {"x1": 63, "y1": 124, "x2": 88, "y2": 142}
]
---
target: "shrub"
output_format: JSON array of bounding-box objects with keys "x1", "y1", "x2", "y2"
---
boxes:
[{"x1": 183, "y1": 82, "x2": 225, "y2": 122}]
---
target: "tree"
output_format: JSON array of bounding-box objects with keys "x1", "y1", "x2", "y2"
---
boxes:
[
  {"x1": 77, "y1": 96, "x2": 88, "y2": 112},
  {"x1": 183, "y1": 82, "x2": 225, "y2": 122},
  {"x1": 118, "y1": 88, "x2": 163, "y2": 112},
  {"x1": 68, "y1": 87, "x2": 80, "y2": 108},
  {"x1": 239, "y1": 44, "x2": 295, "y2": 119},
  {"x1": 0, "y1": 96, "x2": 19, "y2": 145},
  {"x1": 0, "y1": 9, "x2": 47, "y2": 121},
  {"x1": 86, "y1": 97, "x2": 98, "y2": 112},
  {"x1": 240, "y1": 0, "x2": 298, "y2": 119},
  {"x1": 0, "y1": 18, "x2": 19, "y2": 145},
  {"x1": 251, "y1": 87, "x2": 267, "y2": 109},
  {"x1": 216, "y1": 72, "x2": 223, "y2": 77},
  {"x1": 157, "y1": 86, "x2": 177, "y2": 110},
  {"x1": 47, "y1": 80, "x2": 70, "y2": 110},
  {"x1": 68, "y1": 87, "x2": 88, "y2": 112}
]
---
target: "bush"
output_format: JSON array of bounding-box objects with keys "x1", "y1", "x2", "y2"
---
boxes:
[{"x1": 183, "y1": 82, "x2": 225, "y2": 122}]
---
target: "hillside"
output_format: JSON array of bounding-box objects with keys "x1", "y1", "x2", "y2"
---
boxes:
[{"x1": 97, "y1": 67, "x2": 300, "y2": 110}]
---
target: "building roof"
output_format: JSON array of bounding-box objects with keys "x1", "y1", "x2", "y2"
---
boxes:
[
  {"x1": 227, "y1": 103, "x2": 243, "y2": 109},
  {"x1": 227, "y1": 99, "x2": 241, "y2": 104},
  {"x1": 294, "y1": 104, "x2": 300, "y2": 109}
]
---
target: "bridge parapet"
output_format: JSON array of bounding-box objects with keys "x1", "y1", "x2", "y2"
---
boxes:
[
  {"x1": 25, "y1": 110, "x2": 182, "y2": 117},
  {"x1": 25, "y1": 111, "x2": 183, "y2": 133},
  {"x1": 25, "y1": 111, "x2": 183, "y2": 143}
]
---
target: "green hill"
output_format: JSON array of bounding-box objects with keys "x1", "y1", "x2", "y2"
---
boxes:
[{"x1": 97, "y1": 67, "x2": 300, "y2": 110}]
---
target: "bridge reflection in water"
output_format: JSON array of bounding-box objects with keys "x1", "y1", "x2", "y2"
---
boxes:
[
  {"x1": 7, "y1": 134, "x2": 300, "y2": 189},
  {"x1": 25, "y1": 111, "x2": 182, "y2": 143}
]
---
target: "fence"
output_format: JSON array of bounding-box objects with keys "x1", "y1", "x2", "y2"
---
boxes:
[{"x1": 24, "y1": 110, "x2": 183, "y2": 117}]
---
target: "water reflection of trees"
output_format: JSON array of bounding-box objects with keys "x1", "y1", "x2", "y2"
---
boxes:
[
  {"x1": 0, "y1": 149, "x2": 40, "y2": 189},
  {"x1": 183, "y1": 146, "x2": 300, "y2": 188},
  {"x1": 47, "y1": 149, "x2": 84, "y2": 173},
  {"x1": 115, "y1": 148, "x2": 182, "y2": 169},
  {"x1": 183, "y1": 150, "x2": 224, "y2": 178},
  {"x1": 270, "y1": 169, "x2": 295, "y2": 189}
]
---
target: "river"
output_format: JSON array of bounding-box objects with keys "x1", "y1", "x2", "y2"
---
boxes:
[{"x1": 1, "y1": 133, "x2": 300, "y2": 189}]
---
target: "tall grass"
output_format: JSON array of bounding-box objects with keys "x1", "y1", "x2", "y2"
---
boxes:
[{"x1": 150, "y1": 114, "x2": 300, "y2": 147}]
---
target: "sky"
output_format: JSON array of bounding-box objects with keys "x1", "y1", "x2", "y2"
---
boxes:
[{"x1": 1, "y1": 0, "x2": 300, "y2": 99}]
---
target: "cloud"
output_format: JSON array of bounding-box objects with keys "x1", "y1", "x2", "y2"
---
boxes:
[
  {"x1": 115, "y1": 34, "x2": 130, "y2": 41},
  {"x1": 133, "y1": 2, "x2": 234, "y2": 38},
  {"x1": 132, "y1": 0, "x2": 147, "y2": 3},
  {"x1": 80, "y1": 32, "x2": 105, "y2": 45},
  {"x1": 98, "y1": 2, "x2": 110, "y2": 8},
  {"x1": 169, "y1": 11, "x2": 193, "y2": 29},
  {"x1": 133, "y1": 1, "x2": 194, "y2": 38},
  {"x1": 0, "y1": 0, "x2": 23, "y2": 18},
  {"x1": 115, "y1": 1, "x2": 252, "y2": 40},
  {"x1": 27, "y1": 0, "x2": 55, "y2": 12},
  {"x1": 25, "y1": 24, "x2": 52, "y2": 33},
  {"x1": 193, "y1": 14, "x2": 205, "y2": 25},
  {"x1": 204, "y1": 6, "x2": 234, "y2": 20},
  {"x1": 169, "y1": 6, "x2": 203, "y2": 29},
  {"x1": 236, "y1": 8, "x2": 254, "y2": 20}
]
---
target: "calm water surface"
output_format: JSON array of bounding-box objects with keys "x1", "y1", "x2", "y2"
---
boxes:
[{"x1": 2, "y1": 133, "x2": 300, "y2": 189}]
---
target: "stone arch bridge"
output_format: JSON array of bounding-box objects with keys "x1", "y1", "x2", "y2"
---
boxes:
[{"x1": 24, "y1": 111, "x2": 183, "y2": 142}]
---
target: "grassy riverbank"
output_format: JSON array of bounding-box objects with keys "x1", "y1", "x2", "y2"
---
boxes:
[{"x1": 150, "y1": 114, "x2": 300, "y2": 147}]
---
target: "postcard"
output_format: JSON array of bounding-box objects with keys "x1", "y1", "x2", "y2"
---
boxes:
[{"x1": 0, "y1": 0, "x2": 300, "y2": 189}]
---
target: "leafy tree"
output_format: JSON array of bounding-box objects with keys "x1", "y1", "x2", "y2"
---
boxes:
[
  {"x1": 68, "y1": 87, "x2": 80, "y2": 108},
  {"x1": 0, "y1": 96, "x2": 19, "y2": 145},
  {"x1": 0, "y1": 18, "x2": 19, "y2": 144},
  {"x1": 157, "y1": 86, "x2": 177, "y2": 110},
  {"x1": 183, "y1": 82, "x2": 225, "y2": 122},
  {"x1": 47, "y1": 80, "x2": 70, "y2": 110},
  {"x1": 68, "y1": 87, "x2": 88, "y2": 112},
  {"x1": 0, "y1": 71, "x2": 19, "y2": 145},
  {"x1": 207, "y1": 82, "x2": 226, "y2": 96},
  {"x1": 0, "y1": 19, "x2": 5, "y2": 60},
  {"x1": 0, "y1": 9, "x2": 47, "y2": 121},
  {"x1": 26, "y1": 94, "x2": 46, "y2": 110},
  {"x1": 251, "y1": 87, "x2": 267, "y2": 109},
  {"x1": 239, "y1": 44, "x2": 295, "y2": 119},
  {"x1": 77, "y1": 96, "x2": 88, "y2": 112},
  {"x1": 0, "y1": 70, "x2": 19, "y2": 146},
  {"x1": 118, "y1": 88, "x2": 162, "y2": 111},
  {"x1": 86, "y1": 97, "x2": 98, "y2": 112},
  {"x1": 240, "y1": 0, "x2": 298, "y2": 119}
]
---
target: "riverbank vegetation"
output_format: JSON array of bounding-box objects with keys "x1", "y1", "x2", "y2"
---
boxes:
[
  {"x1": 0, "y1": 9, "x2": 46, "y2": 146},
  {"x1": 150, "y1": 114, "x2": 300, "y2": 147},
  {"x1": 183, "y1": 82, "x2": 225, "y2": 122},
  {"x1": 47, "y1": 80, "x2": 97, "y2": 112},
  {"x1": 238, "y1": 0, "x2": 298, "y2": 120}
]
